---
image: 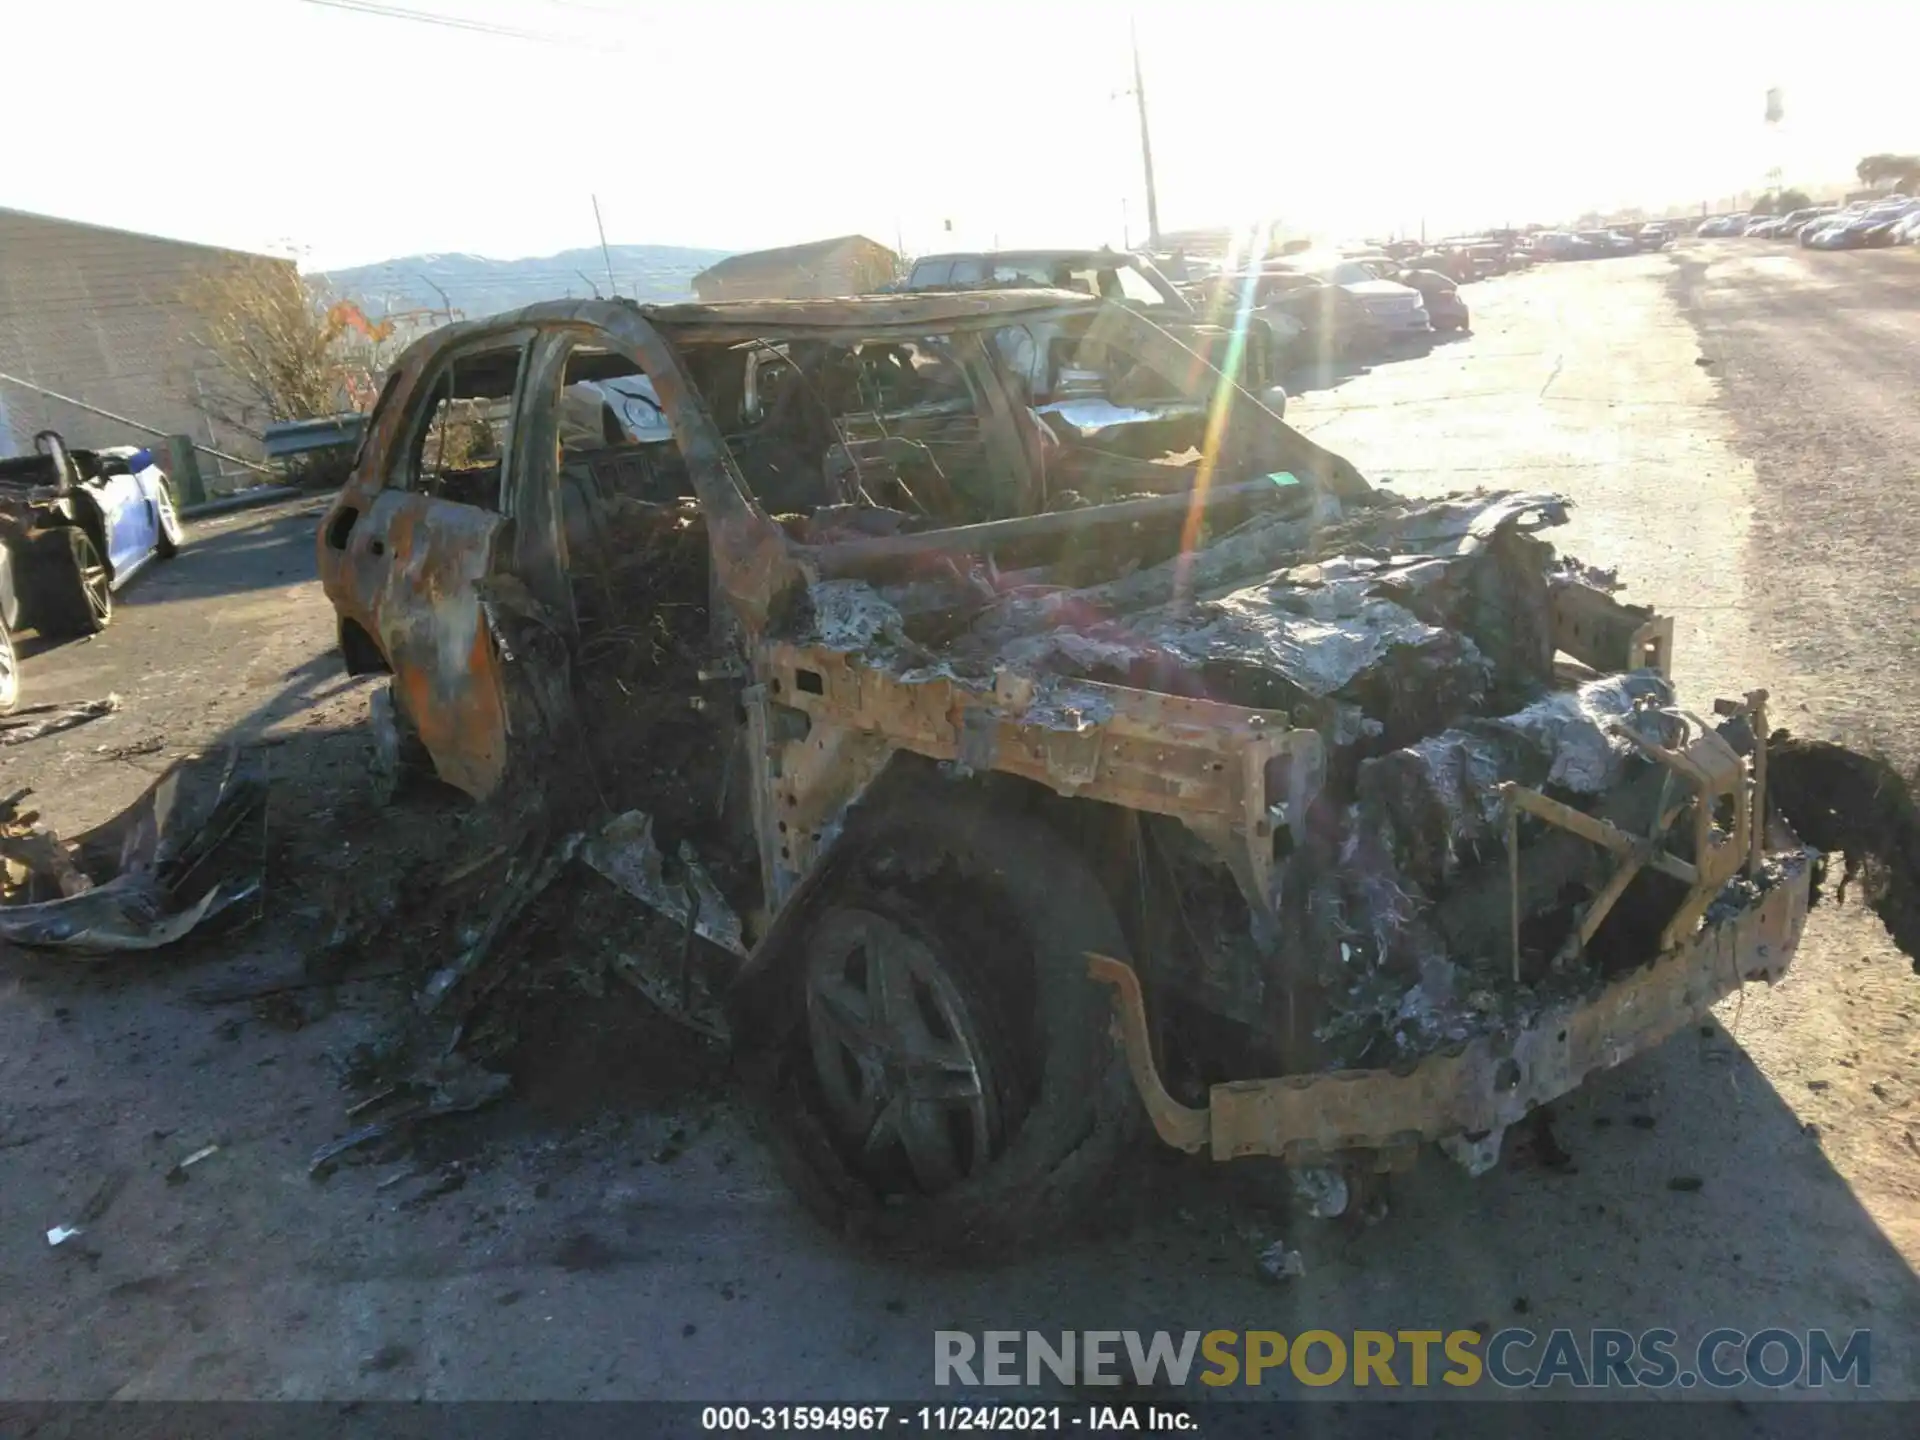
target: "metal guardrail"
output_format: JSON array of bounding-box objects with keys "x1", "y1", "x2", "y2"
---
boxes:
[{"x1": 261, "y1": 414, "x2": 367, "y2": 460}]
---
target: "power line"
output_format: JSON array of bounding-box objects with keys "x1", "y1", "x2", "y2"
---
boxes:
[{"x1": 292, "y1": 0, "x2": 601, "y2": 47}]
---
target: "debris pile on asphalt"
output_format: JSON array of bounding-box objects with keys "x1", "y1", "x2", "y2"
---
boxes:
[
  {"x1": 0, "y1": 696, "x2": 120, "y2": 748},
  {"x1": 0, "y1": 749, "x2": 264, "y2": 952}
]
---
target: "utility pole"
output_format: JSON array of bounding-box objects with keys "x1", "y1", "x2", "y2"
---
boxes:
[
  {"x1": 1130, "y1": 20, "x2": 1161, "y2": 249},
  {"x1": 592, "y1": 194, "x2": 618, "y2": 298}
]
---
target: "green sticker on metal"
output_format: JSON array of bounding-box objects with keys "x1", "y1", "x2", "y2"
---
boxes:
[{"x1": 1267, "y1": 471, "x2": 1300, "y2": 487}]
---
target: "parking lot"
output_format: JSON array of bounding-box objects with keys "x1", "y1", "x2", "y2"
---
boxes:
[{"x1": 2, "y1": 244, "x2": 1917, "y2": 1401}]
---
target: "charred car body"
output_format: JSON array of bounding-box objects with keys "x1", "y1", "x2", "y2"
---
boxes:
[{"x1": 320, "y1": 293, "x2": 1811, "y2": 1253}]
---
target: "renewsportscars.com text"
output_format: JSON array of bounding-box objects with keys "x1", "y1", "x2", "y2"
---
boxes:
[{"x1": 934, "y1": 1328, "x2": 1871, "y2": 1390}]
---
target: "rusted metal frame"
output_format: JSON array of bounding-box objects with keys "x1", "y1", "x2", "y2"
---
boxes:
[
  {"x1": 536, "y1": 308, "x2": 803, "y2": 638},
  {"x1": 1085, "y1": 953, "x2": 1209, "y2": 1152},
  {"x1": 385, "y1": 326, "x2": 540, "y2": 499},
  {"x1": 1713, "y1": 690, "x2": 1771, "y2": 873},
  {"x1": 360, "y1": 492, "x2": 513, "y2": 801},
  {"x1": 1503, "y1": 783, "x2": 1699, "y2": 881},
  {"x1": 1506, "y1": 799, "x2": 1521, "y2": 982},
  {"x1": 1501, "y1": 700, "x2": 1769, "y2": 978},
  {"x1": 1571, "y1": 785, "x2": 1687, "y2": 953},
  {"x1": 1609, "y1": 716, "x2": 1751, "y2": 950},
  {"x1": 1630, "y1": 615, "x2": 1676, "y2": 678},
  {"x1": 1501, "y1": 777, "x2": 1693, "y2": 979},
  {"x1": 1549, "y1": 580, "x2": 1673, "y2": 679},
  {"x1": 1087, "y1": 853, "x2": 1809, "y2": 1162},
  {"x1": 762, "y1": 643, "x2": 1289, "y2": 824},
  {"x1": 751, "y1": 698, "x2": 897, "y2": 915},
  {"x1": 503, "y1": 330, "x2": 581, "y2": 625}
]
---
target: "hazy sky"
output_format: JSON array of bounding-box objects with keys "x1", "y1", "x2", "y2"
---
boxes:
[{"x1": 9, "y1": 0, "x2": 1916, "y2": 269}]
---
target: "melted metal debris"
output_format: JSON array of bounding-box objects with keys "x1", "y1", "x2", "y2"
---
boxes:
[
  {"x1": 1319, "y1": 673, "x2": 1684, "y2": 1060},
  {"x1": 1359, "y1": 670, "x2": 1678, "y2": 888},
  {"x1": 0, "y1": 750, "x2": 264, "y2": 953},
  {"x1": 1180, "y1": 557, "x2": 1477, "y2": 700},
  {"x1": 579, "y1": 810, "x2": 747, "y2": 957},
  {"x1": 805, "y1": 580, "x2": 908, "y2": 653},
  {"x1": 309, "y1": 1052, "x2": 513, "y2": 1178},
  {"x1": 0, "y1": 696, "x2": 121, "y2": 747}
]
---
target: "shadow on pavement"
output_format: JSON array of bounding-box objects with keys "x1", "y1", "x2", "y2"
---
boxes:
[{"x1": 116, "y1": 505, "x2": 323, "y2": 608}]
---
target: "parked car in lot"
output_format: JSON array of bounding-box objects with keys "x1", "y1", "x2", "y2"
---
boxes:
[
  {"x1": 1528, "y1": 231, "x2": 1588, "y2": 260},
  {"x1": 1576, "y1": 230, "x2": 1638, "y2": 257},
  {"x1": 1696, "y1": 213, "x2": 1750, "y2": 237},
  {"x1": 1859, "y1": 201, "x2": 1920, "y2": 246},
  {"x1": 1391, "y1": 266, "x2": 1469, "y2": 332},
  {"x1": 1411, "y1": 246, "x2": 1479, "y2": 284},
  {"x1": 1800, "y1": 214, "x2": 1849, "y2": 248},
  {"x1": 1759, "y1": 206, "x2": 1838, "y2": 241},
  {"x1": 898, "y1": 248, "x2": 1282, "y2": 397},
  {"x1": 1306, "y1": 258, "x2": 1432, "y2": 341},
  {"x1": 1634, "y1": 223, "x2": 1671, "y2": 250},
  {"x1": 1807, "y1": 199, "x2": 1915, "y2": 249},
  {"x1": 1198, "y1": 269, "x2": 1388, "y2": 364},
  {"x1": 0, "y1": 431, "x2": 184, "y2": 652}
]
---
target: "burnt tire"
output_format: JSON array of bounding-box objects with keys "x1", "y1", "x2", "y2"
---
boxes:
[
  {"x1": 37, "y1": 528, "x2": 112, "y2": 637},
  {"x1": 742, "y1": 791, "x2": 1142, "y2": 1260}
]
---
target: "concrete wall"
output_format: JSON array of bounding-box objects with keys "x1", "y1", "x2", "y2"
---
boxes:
[{"x1": 0, "y1": 208, "x2": 281, "y2": 485}]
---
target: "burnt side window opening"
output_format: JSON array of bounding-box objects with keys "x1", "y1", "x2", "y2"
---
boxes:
[
  {"x1": 556, "y1": 346, "x2": 694, "y2": 561},
  {"x1": 402, "y1": 346, "x2": 526, "y2": 509},
  {"x1": 680, "y1": 332, "x2": 1030, "y2": 527},
  {"x1": 669, "y1": 314, "x2": 1252, "y2": 546}
]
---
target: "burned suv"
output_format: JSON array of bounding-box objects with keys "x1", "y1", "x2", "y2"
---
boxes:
[{"x1": 319, "y1": 293, "x2": 1810, "y2": 1254}]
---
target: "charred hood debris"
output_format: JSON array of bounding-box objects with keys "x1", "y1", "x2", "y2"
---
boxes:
[{"x1": 0, "y1": 750, "x2": 264, "y2": 952}]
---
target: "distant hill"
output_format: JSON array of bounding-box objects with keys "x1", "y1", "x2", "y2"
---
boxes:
[{"x1": 320, "y1": 243, "x2": 734, "y2": 321}]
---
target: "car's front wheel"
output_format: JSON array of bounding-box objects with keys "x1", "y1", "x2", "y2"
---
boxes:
[
  {"x1": 155, "y1": 480, "x2": 185, "y2": 558},
  {"x1": 39, "y1": 528, "x2": 112, "y2": 637},
  {"x1": 744, "y1": 792, "x2": 1141, "y2": 1259},
  {"x1": 0, "y1": 616, "x2": 18, "y2": 712}
]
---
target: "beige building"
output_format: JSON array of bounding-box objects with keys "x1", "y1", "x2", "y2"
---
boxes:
[
  {"x1": 692, "y1": 234, "x2": 899, "y2": 303},
  {"x1": 0, "y1": 207, "x2": 282, "y2": 481}
]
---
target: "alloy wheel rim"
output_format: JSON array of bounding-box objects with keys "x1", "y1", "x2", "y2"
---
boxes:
[
  {"x1": 803, "y1": 907, "x2": 1000, "y2": 1194},
  {"x1": 82, "y1": 562, "x2": 110, "y2": 623}
]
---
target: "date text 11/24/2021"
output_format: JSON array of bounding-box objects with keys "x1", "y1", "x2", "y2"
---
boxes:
[{"x1": 700, "y1": 1406, "x2": 1195, "y2": 1432}]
